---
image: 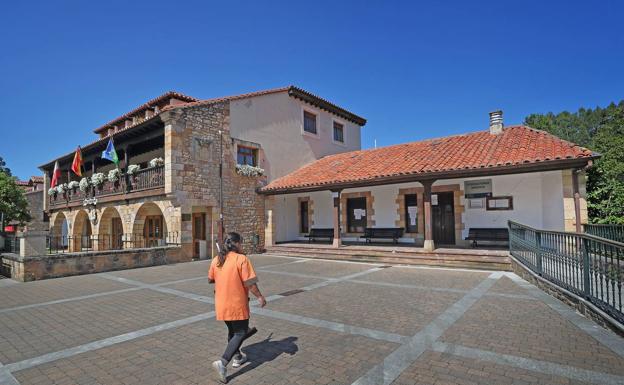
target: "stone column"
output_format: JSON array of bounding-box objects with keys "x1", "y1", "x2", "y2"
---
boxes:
[
  {"x1": 332, "y1": 190, "x2": 342, "y2": 248},
  {"x1": 422, "y1": 180, "x2": 435, "y2": 251},
  {"x1": 43, "y1": 172, "x2": 50, "y2": 212},
  {"x1": 19, "y1": 230, "x2": 48, "y2": 257},
  {"x1": 264, "y1": 196, "x2": 276, "y2": 247}
]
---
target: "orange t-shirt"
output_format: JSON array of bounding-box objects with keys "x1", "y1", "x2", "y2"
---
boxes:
[{"x1": 208, "y1": 252, "x2": 258, "y2": 321}]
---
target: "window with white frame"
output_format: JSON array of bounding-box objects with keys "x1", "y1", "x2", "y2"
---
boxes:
[
  {"x1": 333, "y1": 121, "x2": 344, "y2": 143},
  {"x1": 303, "y1": 110, "x2": 317, "y2": 135}
]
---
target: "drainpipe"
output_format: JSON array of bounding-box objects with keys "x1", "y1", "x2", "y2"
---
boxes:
[{"x1": 572, "y1": 169, "x2": 583, "y2": 233}]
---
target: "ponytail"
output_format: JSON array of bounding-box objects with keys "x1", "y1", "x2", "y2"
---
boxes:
[{"x1": 217, "y1": 232, "x2": 242, "y2": 267}]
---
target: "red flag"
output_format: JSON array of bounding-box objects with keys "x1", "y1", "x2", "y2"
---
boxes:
[
  {"x1": 51, "y1": 161, "x2": 60, "y2": 188},
  {"x1": 71, "y1": 146, "x2": 83, "y2": 177}
]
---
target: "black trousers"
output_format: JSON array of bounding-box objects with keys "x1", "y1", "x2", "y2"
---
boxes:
[{"x1": 222, "y1": 319, "x2": 249, "y2": 364}]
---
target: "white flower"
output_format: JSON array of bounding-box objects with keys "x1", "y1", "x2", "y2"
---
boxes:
[
  {"x1": 55, "y1": 184, "x2": 67, "y2": 194},
  {"x1": 235, "y1": 164, "x2": 265, "y2": 177},
  {"x1": 108, "y1": 168, "x2": 121, "y2": 182},
  {"x1": 149, "y1": 157, "x2": 164, "y2": 168},
  {"x1": 67, "y1": 181, "x2": 80, "y2": 189},
  {"x1": 79, "y1": 177, "x2": 90, "y2": 192},
  {"x1": 127, "y1": 164, "x2": 141, "y2": 175},
  {"x1": 90, "y1": 172, "x2": 106, "y2": 186},
  {"x1": 48, "y1": 188, "x2": 56, "y2": 196}
]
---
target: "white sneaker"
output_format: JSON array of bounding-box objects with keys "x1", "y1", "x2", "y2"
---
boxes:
[
  {"x1": 232, "y1": 353, "x2": 247, "y2": 368},
  {"x1": 212, "y1": 360, "x2": 227, "y2": 383}
]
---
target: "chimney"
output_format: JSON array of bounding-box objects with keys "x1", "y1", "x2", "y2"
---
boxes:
[{"x1": 489, "y1": 110, "x2": 503, "y2": 134}]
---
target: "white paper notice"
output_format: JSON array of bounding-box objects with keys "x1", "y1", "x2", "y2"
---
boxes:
[
  {"x1": 407, "y1": 206, "x2": 418, "y2": 225},
  {"x1": 353, "y1": 209, "x2": 366, "y2": 220},
  {"x1": 431, "y1": 194, "x2": 438, "y2": 206}
]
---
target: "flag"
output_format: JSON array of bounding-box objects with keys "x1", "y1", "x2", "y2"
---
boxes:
[
  {"x1": 101, "y1": 138, "x2": 119, "y2": 166},
  {"x1": 71, "y1": 146, "x2": 83, "y2": 177},
  {"x1": 51, "y1": 161, "x2": 60, "y2": 188}
]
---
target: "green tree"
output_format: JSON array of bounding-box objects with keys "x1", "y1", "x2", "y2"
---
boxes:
[
  {"x1": 0, "y1": 169, "x2": 31, "y2": 225},
  {"x1": 524, "y1": 101, "x2": 624, "y2": 224},
  {"x1": 0, "y1": 156, "x2": 11, "y2": 176}
]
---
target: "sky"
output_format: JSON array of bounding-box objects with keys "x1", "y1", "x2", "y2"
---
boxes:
[{"x1": 1, "y1": 0, "x2": 623, "y2": 180}]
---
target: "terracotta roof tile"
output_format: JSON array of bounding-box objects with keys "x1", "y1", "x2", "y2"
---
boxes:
[{"x1": 260, "y1": 126, "x2": 597, "y2": 193}]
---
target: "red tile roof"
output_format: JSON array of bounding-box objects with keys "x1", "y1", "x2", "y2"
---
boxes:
[{"x1": 260, "y1": 126, "x2": 597, "y2": 194}]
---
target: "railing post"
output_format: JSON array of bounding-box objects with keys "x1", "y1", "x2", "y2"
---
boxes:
[
  {"x1": 535, "y1": 231, "x2": 543, "y2": 276},
  {"x1": 582, "y1": 236, "x2": 591, "y2": 298}
]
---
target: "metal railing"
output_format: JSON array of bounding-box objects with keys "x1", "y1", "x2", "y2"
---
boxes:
[
  {"x1": 584, "y1": 223, "x2": 624, "y2": 243},
  {"x1": 47, "y1": 231, "x2": 180, "y2": 254},
  {"x1": 2, "y1": 235, "x2": 21, "y2": 254},
  {"x1": 49, "y1": 165, "x2": 164, "y2": 207},
  {"x1": 509, "y1": 221, "x2": 623, "y2": 324}
]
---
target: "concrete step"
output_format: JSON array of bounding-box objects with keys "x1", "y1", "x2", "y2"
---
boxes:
[{"x1": 264, "y1": 246, "x2": 511, "y2": 271}]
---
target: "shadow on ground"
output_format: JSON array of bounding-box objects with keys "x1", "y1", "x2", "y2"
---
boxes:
[{"x1": 227, "y1": 334, "x2": 298, "y2": 381}]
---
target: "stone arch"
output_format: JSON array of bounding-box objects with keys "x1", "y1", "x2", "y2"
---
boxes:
[
  {"x1": 72, "y1": 210, "x2": 93, "y2": 251},
  {"x1": 50, "y1": 211, "x2": 69, "y2": 251},
  {"x1": 97, "y1": 206, "x2": 124, "y2": 250},
  {"x1": 132, "y1": 202, "x2": 168, "y2": 247}
]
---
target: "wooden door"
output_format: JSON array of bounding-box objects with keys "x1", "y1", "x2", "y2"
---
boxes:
[
  {"x1": 111, "y1": 217, "x2": 123, "y2": 249},
  {"x1": 144, "y1": 215, "x2": 164, "y2": 247},
  {"x1": 192, "y1": 213, "x2": 206, "y2": 258},
  {"x1": 432, "y1": 192, "x2": 455, "y2": 245},
  {"x1": 347, "y1": 197, "x2": 367, "y2": 233}
]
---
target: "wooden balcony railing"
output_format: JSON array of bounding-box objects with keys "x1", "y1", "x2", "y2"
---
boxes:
[{"x1": 49, "y1": 165, "x2": 164, "y2": 207}]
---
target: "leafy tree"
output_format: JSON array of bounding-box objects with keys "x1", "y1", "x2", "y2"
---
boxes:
[
  {"x1": 524, "y1": 102, "x2": 624, "y2": 224},
  {"x1": 0, "y1": 169, "x2": 31, "y2": 225},
  {"x1": 0, "y1": 156, "x2": 11, "y2": 176}
]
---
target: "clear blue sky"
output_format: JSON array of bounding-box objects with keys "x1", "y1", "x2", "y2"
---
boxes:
[{"x1": 1, "y1": 0, "x2": 622, "y2": 180}]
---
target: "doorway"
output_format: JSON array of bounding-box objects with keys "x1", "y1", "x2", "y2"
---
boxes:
[
  {"x1": 111, "y1": 217, "x2": 123, "y2": 250},
  {"x1": 193, "y1": 213, "x2": 206, "y2": 258},
  {"x1": 347, "y1": 197, "x2": 367, "y2": 233},
  {"x1": 144, "y1": 215, "x2": 164, "y2": 247},
  {"x1": 432, "y1": 192, "x2": 455, "y2": 245}
]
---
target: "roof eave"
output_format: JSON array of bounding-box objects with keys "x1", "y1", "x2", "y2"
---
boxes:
[
  {"x1": 258, "y1": 157, "x2": 597, "y2": 195},
  {"x1": 288, "y1": 87, "x2": 367, "y2": 126}
]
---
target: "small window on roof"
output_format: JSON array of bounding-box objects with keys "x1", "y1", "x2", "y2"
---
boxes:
[{"x1": 303, "y1": 111, "x2": 317, "y2": 135}]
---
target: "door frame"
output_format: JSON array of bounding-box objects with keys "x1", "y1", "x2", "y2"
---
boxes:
[
  {"x1": 432, "y1": 191, "x2": 456, "y2": 245},
  {"x1": 192, "y1": 212, "x2": 206, "y2": 258}
]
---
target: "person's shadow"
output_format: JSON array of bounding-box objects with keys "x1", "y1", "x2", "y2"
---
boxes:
[{"x1": 227, "y1": 334, "x2": 298, "y2": 381}]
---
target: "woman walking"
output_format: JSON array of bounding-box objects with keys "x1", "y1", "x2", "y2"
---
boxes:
[{"x1": 209, "y1": 232, "x2": 266, "y2": 384}]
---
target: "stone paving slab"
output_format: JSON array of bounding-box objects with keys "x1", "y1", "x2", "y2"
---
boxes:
[
  {"x1": 13, "y1": 315, "x2": 399, "y2": 385},
  {"x1": 390, "y1": 350, "x2": 591, "y2": 385},
  {"x1": 248, "y1": 255, "x2": 303, "y2": 268},
  {"x1": 488, "y1": 275, "x2": 530, "y2": 295},
  {"x1": 269, "y1": 280, "x2": 463, "y2": 335},
  {"x1": 356, "y1": 266, "x2": 491, "y2": 290},
  {"x1": 161, "y1": 271, "x2": 325, "y2": 299},
  {"x1": 263, "y1": 259, "x2": 378, "y2": 278},
  {"x1": 440, "y1": 295, "x2": 624, "y2": 375},
  {"x1": 104, "y1": 261, "x2": 211, "y2": 284},
  {"x1": 0, "y1": 275, "x2": 133, "y2": 310},
  {"x1": 0, "y1": 289, "x2": 208, "y2": 364}
]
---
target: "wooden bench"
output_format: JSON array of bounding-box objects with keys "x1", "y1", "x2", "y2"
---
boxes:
[
  {"x1": 465, "y1": 228, "x2": 509, "y2": 247},
  {"x1": 362, "y1": 228, "x2": 404, "y2": 244},
  {"x1": 306, "y1": 228, "x2": 334, "y2": 243}
]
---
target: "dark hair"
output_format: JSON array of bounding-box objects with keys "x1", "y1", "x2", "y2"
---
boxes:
[{"x1": 217, "y1": 232, "x2": 242, "y2": 267}]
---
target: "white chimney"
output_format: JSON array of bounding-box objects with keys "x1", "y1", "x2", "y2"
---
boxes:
[{"x1": 489, "y1": 110, "x2": 503, "y2": 134}]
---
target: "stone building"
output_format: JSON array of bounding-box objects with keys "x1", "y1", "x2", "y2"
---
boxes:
[{"x1": 39, "y1": 87, "x2": 366, "y2": 261}]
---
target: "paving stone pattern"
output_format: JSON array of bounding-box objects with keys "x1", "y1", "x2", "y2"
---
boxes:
[{"x1": 0, "y1": 255, "x2": 622, "y2": 385}]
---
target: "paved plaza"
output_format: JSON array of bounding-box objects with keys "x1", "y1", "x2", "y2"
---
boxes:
[{"x1": 1, "y1": 254, "x2": 623, "y2": 385}]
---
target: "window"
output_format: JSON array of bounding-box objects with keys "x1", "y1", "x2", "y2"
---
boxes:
[
  {"x1": 237, "y1": 146, "x2": 257, "y2": 166},
  {"x1": 333, "y1": 121, "x2": 344, "y2": 143},
  {"x1": 300, "y1": 201, "x2": 309, "y2": 233},
  {"x1": 347, "y1": 197, "x2": 367, "y2": 233},
  {"x1": 144, "y1": 215, "x2": 164, "y2": 247},
  {"x1": 404, "y1": 194, "x2": 418, "y2": 233},
  {"x1": 303, "y1": 110, "x2": 317, "y2": 135}
]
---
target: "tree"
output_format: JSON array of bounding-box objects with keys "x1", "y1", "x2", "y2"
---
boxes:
[
  {"x1": 0, "y1": 170, "x2": 31, "y2": 226},
  {"x1": 524, "y1": 101, "x2": 624, "y2": 224},
  {"x1": 0, "y1": 156, "x2": 11, "y2": 176}
]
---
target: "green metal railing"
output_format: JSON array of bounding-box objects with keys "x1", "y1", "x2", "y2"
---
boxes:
[
  {"x1": 584, "y1": 223, "x2": 624, "y2": 243},
  {"x1": 509, "y1": 221, "x2": 623, "y2": 324}
]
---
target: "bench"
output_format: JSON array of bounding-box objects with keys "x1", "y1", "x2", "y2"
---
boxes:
[
  {"x1": 306, "y1": 228, "x2": 334, "y2": 243},
  {"x1": 465, "y1": 228, "x2": 509, "y2": 247},
  {"x1": 362, "y1": 228, "x2": 404, "y2": 244}
]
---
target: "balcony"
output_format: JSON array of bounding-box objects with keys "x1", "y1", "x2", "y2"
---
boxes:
[{"x1": 49, "y1": 165, "x2": 164, "y2": 209}]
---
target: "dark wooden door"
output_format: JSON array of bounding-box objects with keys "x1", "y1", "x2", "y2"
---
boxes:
[
  {"x1": 347, "y1": 197, "x2": 367, "y2": 233},
  {"x1": 144, "y1": 215, "x2": 164, "y2": 247},
  {"x1": 193, "y1": 213, "x2": 206, "y2": 258},
  {"x1": 111, "y1": 217, "x2": 123, "y2": 250},
  {"x1": 432, "y1": 192, "x2": 455, "y2": 245}
]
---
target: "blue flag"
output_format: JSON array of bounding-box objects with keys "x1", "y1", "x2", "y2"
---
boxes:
[{"x1": 102, "y1": 138, "x2": 119, "y2": 165}]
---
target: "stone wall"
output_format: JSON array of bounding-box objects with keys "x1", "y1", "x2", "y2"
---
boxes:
[
  {"x1": 162, "y1": 102, "x2": 266, "y2": 256},
  {"x1": 562, "y1": 169, "x2": 588, "y2": 232},
  {"x1": 1, "y1": 246, "x2": 182, "y2": 282}
]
